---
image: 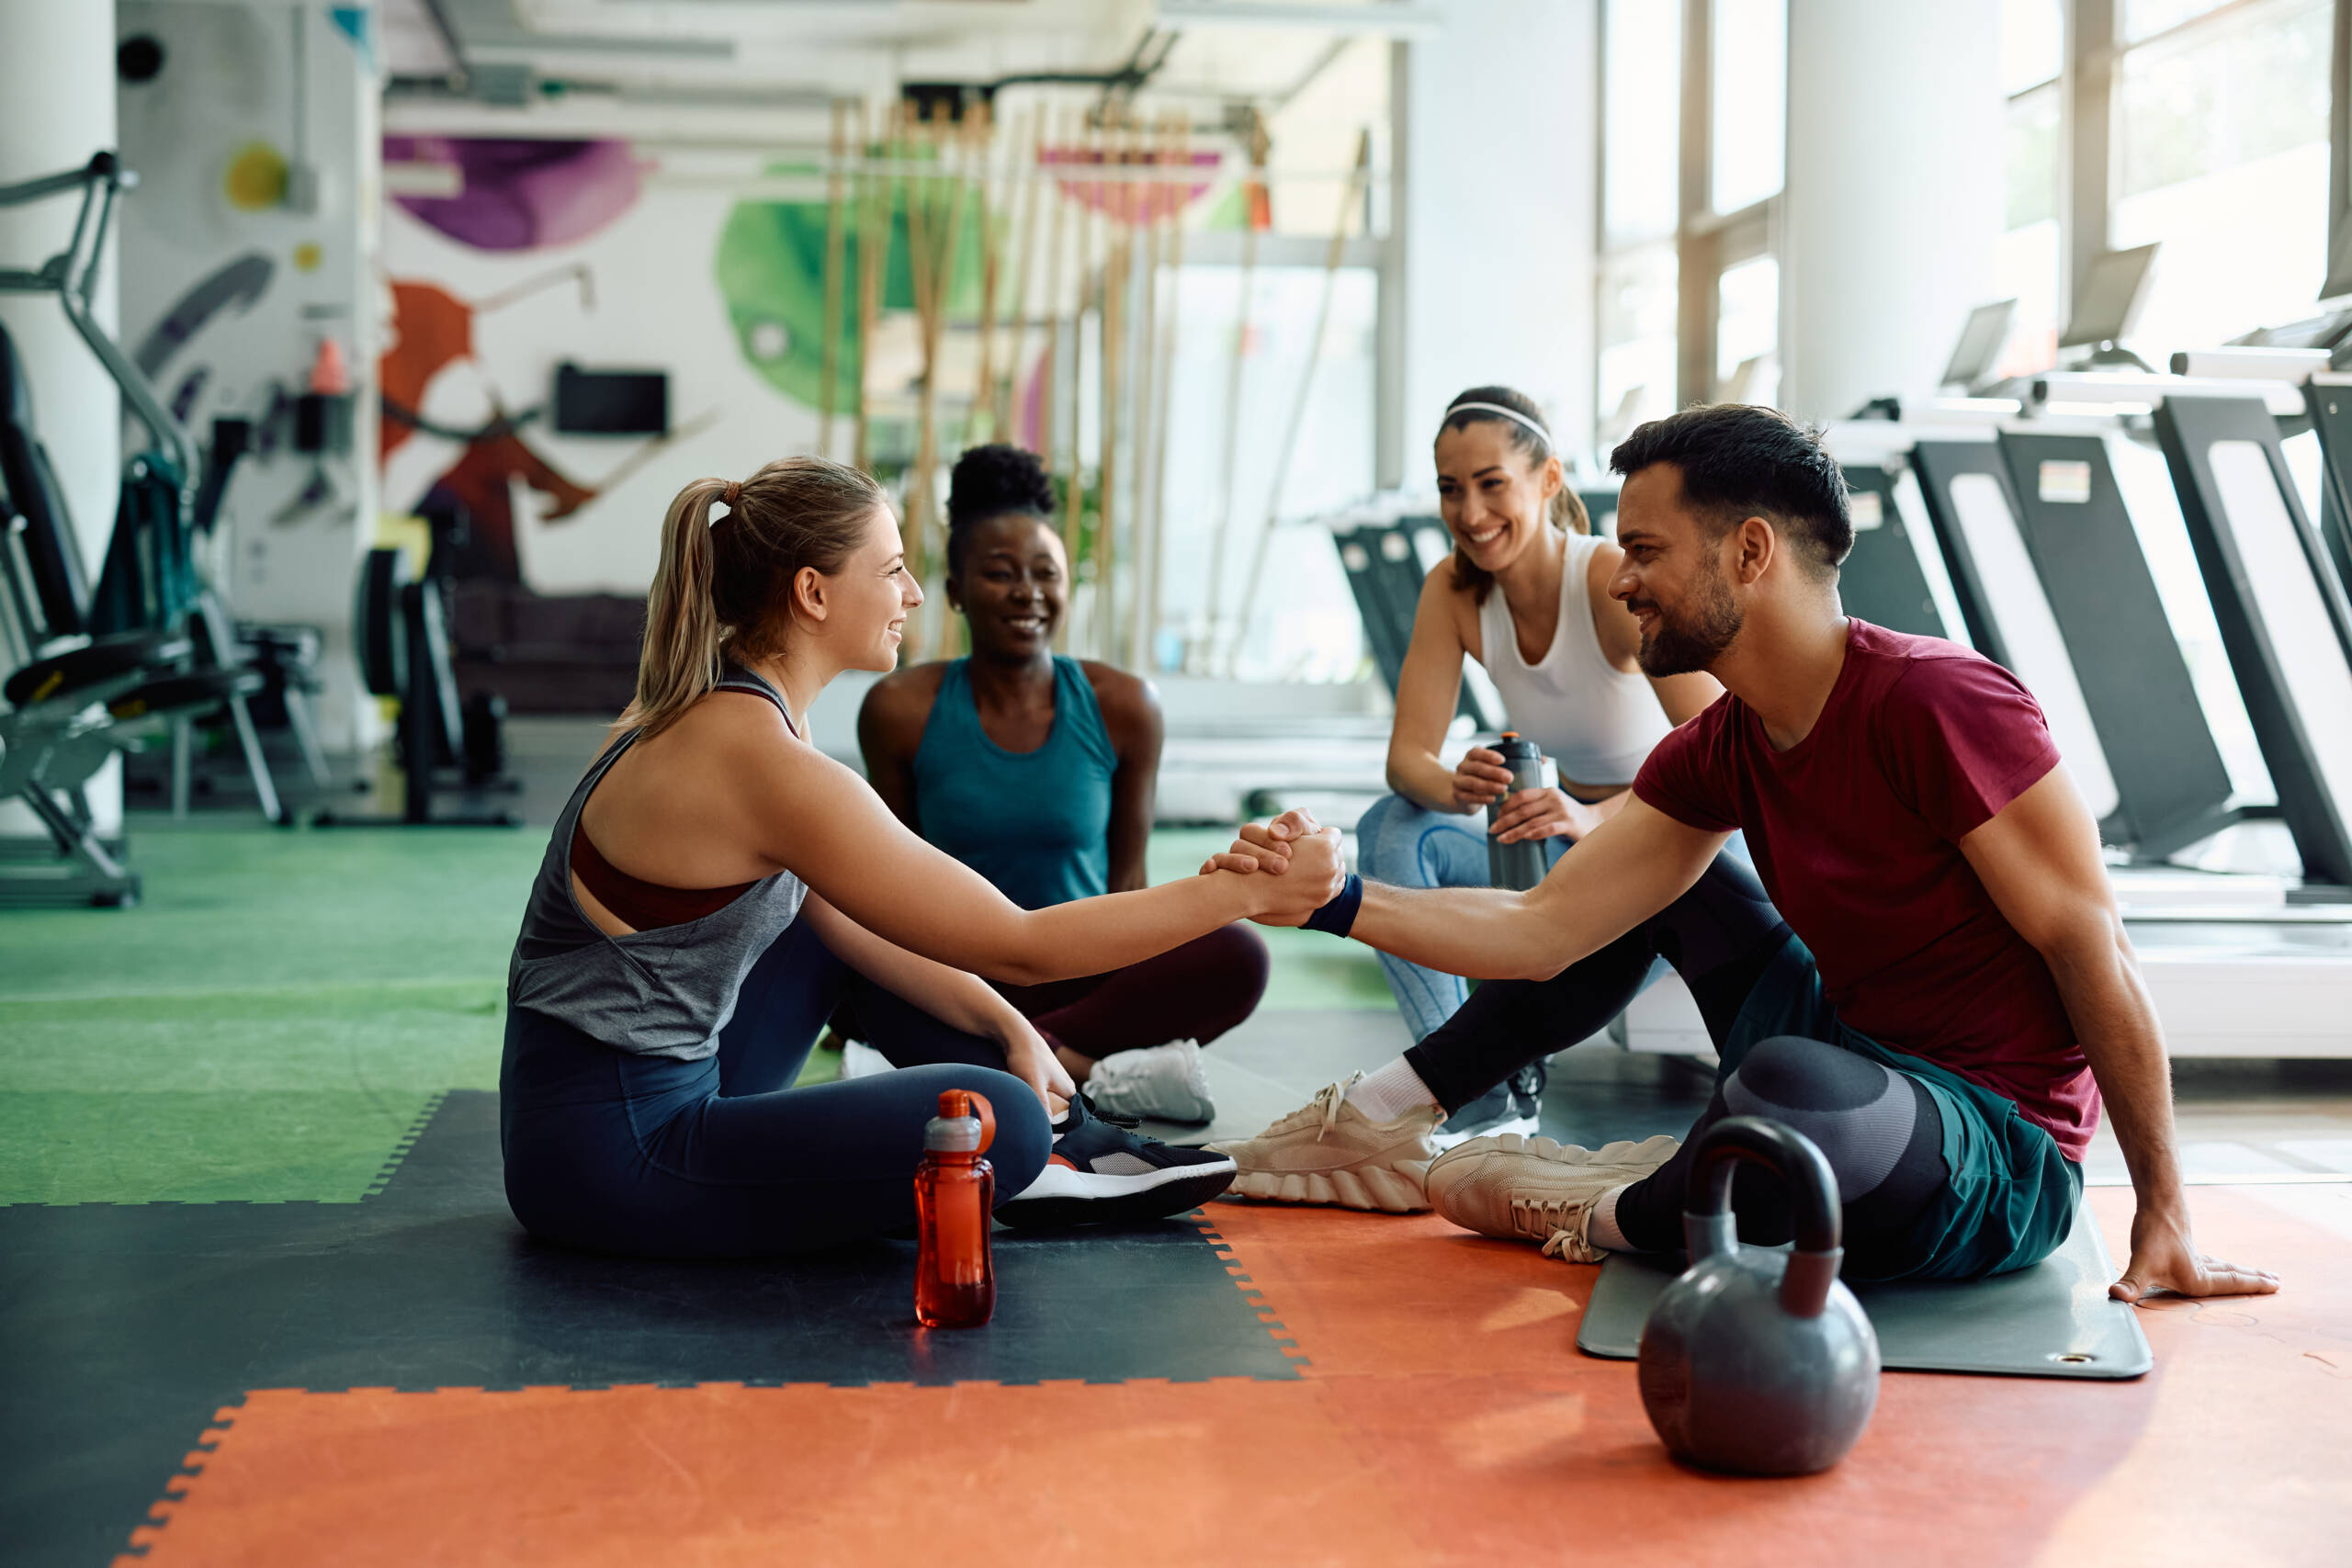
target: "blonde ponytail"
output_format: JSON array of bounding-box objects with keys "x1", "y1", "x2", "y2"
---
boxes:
[
  {"x1": 622, "y1": 457, "x2": 889, "y2": 738},
  {"x1": 627, "y1": 476, "x2": 729, "y2": 738}
]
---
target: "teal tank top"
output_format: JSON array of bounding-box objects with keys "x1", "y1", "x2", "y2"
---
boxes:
[{"x1": 912, "y1": 657, "x2": 1116, "y2": 909}]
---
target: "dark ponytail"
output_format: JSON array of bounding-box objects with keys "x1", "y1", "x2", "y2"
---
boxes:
[{"x1": 1437, "y1": 385, "x2": 1585, "y2": 606}]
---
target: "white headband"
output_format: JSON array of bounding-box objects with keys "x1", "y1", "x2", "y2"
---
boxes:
[{"x1": 1444, "y1": 400, "x2": 1552, "y2": 450}]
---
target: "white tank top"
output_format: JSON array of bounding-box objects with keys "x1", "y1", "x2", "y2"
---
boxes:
[{"x1": 1474, "y1": 530, "x2": 1672, "y2": 789}]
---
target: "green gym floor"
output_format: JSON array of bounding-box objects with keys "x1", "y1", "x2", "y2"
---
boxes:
[
  {"x1": 6, "y1": 818, "x2": 2351, "y2": 1565},
  {"x1": 0, "y1": 823, "x2": 1385, "y2": 1210}
]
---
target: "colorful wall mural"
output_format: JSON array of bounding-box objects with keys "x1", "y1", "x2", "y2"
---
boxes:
[
  {"x1": 377, "y1": 132, "x2": 1033, "y2": 707},
  {"x1": 115, "y1": 0, "x2": 380, "y2": 747}
]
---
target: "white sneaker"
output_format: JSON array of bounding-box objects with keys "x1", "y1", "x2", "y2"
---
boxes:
[
  {"x1": 1424, "y1": 1133, "x2": 1680, "y2": 1261},
  {"x1": 1080, "y1": 1039, "x2": 1216, "y2": 1123},
  {"x1": 1205, "y1": 1075, "x2": 1441, "y2": 1213},
  {"x1": 839, "y1": 1040, "x2": 897, "y2": 1079}
]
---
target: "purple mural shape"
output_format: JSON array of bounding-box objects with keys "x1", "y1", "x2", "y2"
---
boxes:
[{"x1": 385, "y1": 137, "x2": 640, "y2": 252}]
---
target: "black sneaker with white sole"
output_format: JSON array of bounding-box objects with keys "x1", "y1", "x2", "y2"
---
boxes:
[
  {"x1": 1429, "y1": 1062, "x2": 1545, "y2": 1152},
  {"x1": 995, "y1": 1093, "x2": 1238, "y2": 1228}
]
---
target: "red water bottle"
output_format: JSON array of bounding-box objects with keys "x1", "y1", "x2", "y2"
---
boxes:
[{"x1": 914, "y1": 1089, "x2": 997, "y2": 1328}]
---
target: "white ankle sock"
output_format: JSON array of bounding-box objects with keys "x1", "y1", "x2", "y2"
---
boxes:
[
  {"x1": 1586, "y1": 1183, "x2": 1632, "y2": 1252},
  {"x1": 1344, "y1": 1057, "x2": 1441, "y2": 1122}
]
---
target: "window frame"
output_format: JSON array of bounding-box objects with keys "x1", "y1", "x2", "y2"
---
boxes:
[
  {"x1": 1595, "y1": 0, "x2": 2352, "y2": 427},
  {"x1": 2073, "y1": 0, "x2": 2341, "y2": 321},
  {"x1": 1593, "y1": 0, "x2": 1786, "y2": 444}
]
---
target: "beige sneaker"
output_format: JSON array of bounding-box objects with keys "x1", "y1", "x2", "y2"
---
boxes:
[
  {"x1": 1424, "y1": 1133, "x2": 1681, "y2": 1261},
  {"x1": 1205, "y1": 1075, "x2": 1440, "y2": 1213}
]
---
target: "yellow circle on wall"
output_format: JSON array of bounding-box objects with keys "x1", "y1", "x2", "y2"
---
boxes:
[
  {"x1": 224, "y1": 142, "x2": 289, "y2": 211},
  {"x1": 292, "y1": 242, "x2": 322, "y2": 273}
]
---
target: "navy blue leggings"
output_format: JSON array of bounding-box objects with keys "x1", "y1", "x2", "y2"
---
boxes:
[{"x1": 500, "y1": 919, "x2": 1052, "y2": 1259}]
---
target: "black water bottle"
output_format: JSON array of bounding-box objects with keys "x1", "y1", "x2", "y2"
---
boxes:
[{"x1": 1486, "y1": 732, "x2": 1552, "y2": 891}]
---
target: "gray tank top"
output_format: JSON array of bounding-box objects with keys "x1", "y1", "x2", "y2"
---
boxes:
[{"x1": 507, "y1": 666, "x2": 809, "y2": 1059}]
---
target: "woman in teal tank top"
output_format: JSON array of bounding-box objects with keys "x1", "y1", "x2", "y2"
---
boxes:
[{"x1": 862, "y1": 446, "x2": 1268, "y2": 1122}]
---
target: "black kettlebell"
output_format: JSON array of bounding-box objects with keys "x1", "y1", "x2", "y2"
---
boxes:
[{"x1": 1636, "y1": 1116, "x2": 1880, "y2": 1475}]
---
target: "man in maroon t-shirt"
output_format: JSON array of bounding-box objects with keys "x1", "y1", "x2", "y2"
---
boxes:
[{"x1": 1212, "y1": 404, "x2": 2271, "y2": 1299}]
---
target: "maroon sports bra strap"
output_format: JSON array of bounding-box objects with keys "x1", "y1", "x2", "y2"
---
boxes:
[{"x1": 570, "y1": 819, "x2": 758, "y2": 931}]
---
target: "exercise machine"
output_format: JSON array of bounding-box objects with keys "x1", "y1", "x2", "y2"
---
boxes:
[
  {"x1": 1327, "y1": 500, "x2": 1504, "y2": 731},
  {"x1": 2055, "y1": 244, "x2": 2162, "y2": 373},
  {"x1": 0, "y1": 322, "x2": 259, "y2": 905},
  {"x1": 2154, "y1": 393, "x2": 2352, "y2": 890},
  {"x1": 0, "y1": 152, "x2": 313, "y2": 824},
  {"x1": 1807, "y1": 320, "x2": 2352, "y2": 1056},
  {"x1": 313, "y1": 543, "x2": 516, "y2": 828}
]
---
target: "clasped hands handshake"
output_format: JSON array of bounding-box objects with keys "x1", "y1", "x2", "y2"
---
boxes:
[{"x1": 1198, "y1": 809, "x2": 1348, "y2": 927}]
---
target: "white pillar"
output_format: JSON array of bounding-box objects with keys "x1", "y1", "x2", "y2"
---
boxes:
[
  {"x1": 1399, "y1": 0, "x2": 1598, "y2": 463},
  {"x1": 1778, "y1": 0, "x2": 2004, "y2": 422},
  {"x1": 0, "y1": 1, "x2": 123, "y2": 840},
  {"x1": 0, "y1": 1, "x2": 121, "y2": 574}
]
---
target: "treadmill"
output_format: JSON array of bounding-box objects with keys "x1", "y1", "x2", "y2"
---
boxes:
[
  {"x1": 1330, "y1": 505, "x2": 1504, "y2": 731},
  {"x1": 1823, "y1": 305, "x2": 2352, "y2": 1055},
  {"x1": 2154, "y1": 393, "x2": 2352, "y2": 890}
]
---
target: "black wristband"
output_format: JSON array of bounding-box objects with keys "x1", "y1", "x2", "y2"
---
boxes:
[{"x1": 1302, "y1": 873, "x2": 1363, "y2": 937}]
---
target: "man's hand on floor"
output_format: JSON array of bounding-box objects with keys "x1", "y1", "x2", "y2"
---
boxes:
[{"x1": 2111, "y1": 1205, "x2": 2280, "y2": 1303}]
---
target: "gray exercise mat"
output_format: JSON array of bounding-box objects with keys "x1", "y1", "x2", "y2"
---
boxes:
[
  {"x1": 1136, "y1": 1055, "x2": 1321, "y2": 1149},
  {"x1": 1576, "y1": 1201, "x2": 2152, "y2": 1379}
]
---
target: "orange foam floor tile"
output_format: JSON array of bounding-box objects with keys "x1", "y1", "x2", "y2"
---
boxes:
[{"x1": 119, "y1": 1185, "x2": 2352, "y2": 1568}]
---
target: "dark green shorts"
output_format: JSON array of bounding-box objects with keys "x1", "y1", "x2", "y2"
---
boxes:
[{"x1": 1724, "y1": 934, "x2": 2083, "y2": 1282}]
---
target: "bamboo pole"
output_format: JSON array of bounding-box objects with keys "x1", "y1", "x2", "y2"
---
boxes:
[
  {"x1": 1152, "y1": 114, "x2": 1193, "y2": 671},
  {"x1": 852, "y1": 99, "x2": 895, "y2": 475},
  {"x1": 1097, "y1": 114, "x2": 1132, "y2": 663},
  {"x1": 1227, "y1": 126, "x2": 1374, "y2": 676},
  {"x1": 1000, "y1": 108, "x2": 1046, "y2": 441},
  {"x1": 905, "y1": 106, "x2": 967, "y2": 605},
  {"x1": 1038, "y1": 110, "x2": 1069, "y2": 483},
  {"x1": 965, "y1": 101, "x2": 1003, "y2": 452},
  {"x1": 1061, "y1": 121, "x2": 1099, "y2": 653},
  {"x1": 902, "y1": 107, "x2": 937, "y2": 589},
  {"x1": 818, "y1": 99, "x2": 849, "y2": 458},
  {"x1": 921, "y1": 111, "x2": 972, "y2": 657},
  {"x1": 1128, "y1": 113, "x2": 1181, "y2": 673},
  {"x1": 1198, "y1": 117, "x2": 1268, "y2": 671}
]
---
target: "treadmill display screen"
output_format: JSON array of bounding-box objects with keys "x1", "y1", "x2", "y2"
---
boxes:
[{"x1": 2060, "y1": 244, "x2": 2159, "y2": 348}]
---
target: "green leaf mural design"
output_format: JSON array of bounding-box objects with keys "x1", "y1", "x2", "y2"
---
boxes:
[{"x1": 715, "y1": 156, "x2": 995, "y2": 415}]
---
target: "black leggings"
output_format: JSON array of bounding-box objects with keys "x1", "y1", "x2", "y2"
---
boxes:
[
  {"x1": 993, "y1": 924, "x2": 1269, "y2": 1060},
  {"x1": 1404, "y1": 855, "x2": 1949, "y2": 1268},
  {"x1": 501, "y1": 919, "x2": 1052, "y2": 1259}
]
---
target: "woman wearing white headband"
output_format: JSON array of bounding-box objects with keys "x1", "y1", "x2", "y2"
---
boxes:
[{"x1": 1351, "y1": 385, "x2": 1725, "y2": 1142}]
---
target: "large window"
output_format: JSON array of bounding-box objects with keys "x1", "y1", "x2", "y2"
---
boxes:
[
  {"x1": 1596, "y1": 0, "x2": 1788, "y2": 452},
  {"x1": 2109, "y1": 0, "x2": 2333, "y2": 350},
  {"x1": 2007, "y1": 0, "x2": 2344, "y2": 363},
  {"x1": 1999, "y1": 0, "x2": 2065, "y2": 372},
  {"x1": 1709, "y1": 0, "x2": 1788, "y2": 214}
]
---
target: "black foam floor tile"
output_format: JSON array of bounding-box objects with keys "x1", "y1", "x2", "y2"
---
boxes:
[{"x1": 0, "y1": 1091, "x2": 1292, "y2": 1567}]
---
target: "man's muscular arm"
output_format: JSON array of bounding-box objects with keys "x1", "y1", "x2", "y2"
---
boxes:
[
  {"x1": 1962, "y1": 767, "x2": 2278, "y2": 1303},
  {"x1": 1227, "y1": 798, "x2": 1724, "y2": 982}
]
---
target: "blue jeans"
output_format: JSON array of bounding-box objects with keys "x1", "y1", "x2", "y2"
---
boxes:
[
  {"x1": 501, "y1": 918, "x2": 1053, "y2": 1259},
  {"x1": 1356, "y1": 794, "x2": 1556, "y2": 1039},
  {"x1": 1360, "y1": 792, "x2": 1689, "y2": 1041}
]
